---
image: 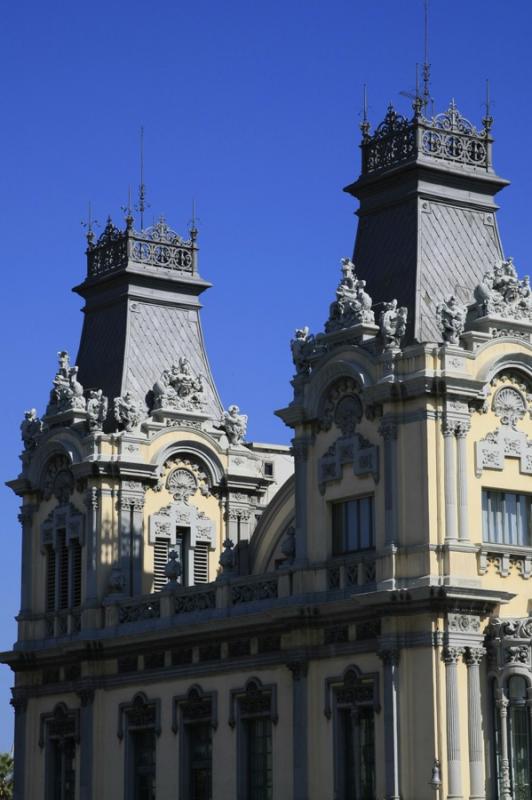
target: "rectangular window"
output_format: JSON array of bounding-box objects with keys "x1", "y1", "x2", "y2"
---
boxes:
[
  {"x1": 57, "y1": 530, "x2": 69, "y2": 610},
  {"x1": 71, "y1": 539, "x2": 82, "y2": 608},
  {"x1": 176, "y1": 527, "x2": 188, "y2": 585},
  {"x1": 46, "y1": 546, "x2": 56, "y2": 612},
  {"x1": 48, "y1": 736, "x2": 76, "y2": 800},
  {"x1": 246, "y1": 717, "x2": 272, "y2": 800},
  {"x1": 194, "y1": 542, "x2": 210, "y2": 584},
  {"x1": 332, "y1": 497, "x2": 374, "y2": 555},
  {"x1": 482, "y1": 490, "x2": 532, "y2": 547},
  {"x1": 187, "y1": 722, "x2": 213, "y2": 800},
  {"x1": 130, "y1": 728, "x2": 156, "y2": 800}
]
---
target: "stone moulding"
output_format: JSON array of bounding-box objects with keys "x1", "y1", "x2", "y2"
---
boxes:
[
  {"x1": 478, "y1": 545, "x2": 532, "y2": 580},
  {"x1": 318, "y1": 433, "x2": 379, "y2": 493},
  {"x1": 475, "y1": 426, "x2": 532, "y2": 477}
]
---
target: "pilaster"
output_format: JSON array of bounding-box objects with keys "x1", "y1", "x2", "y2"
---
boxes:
[
  {"x1": 464, "y1": 647, "x2": 486, "y2": 800},
  {"x1": 291, "y1": 434, "x2": 312, "y2": 564},
  {"x1": 495, "y1": 689, "x2": 511, "y2": 800},
  {"x1": 10, "y1": 693, "x2": 27, "y2": 800},
  {"x1": 443, "y1": 646, "x2": 464, "y2": 800},
  {"x1": 118, "y1": 481, "x2": 145, "y2": 596},
  {"x1": 287, "y1": 660, "x2": 309, "y2": 800},
  {"x1": 78, "y1": 688, "x2": 95, "y2": 800},
  {"x1": 17, "y1": 503, "x2": 37, "y2": 616},
  {"x1": 379, "y1": 421, "x2": 398, "y2": 547},
  {"x1": 455, "y1": 421, "x2": 470, "y2": 542},
  {"x1": 443, "y1": 422, "x2": 458, "y2": 543},
  {"x1": 379, "y1": 648, "x2": 401, "y2": 800}
]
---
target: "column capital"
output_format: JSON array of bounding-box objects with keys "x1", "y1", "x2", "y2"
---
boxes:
[
  {"x1": 291, "y1": 436, "x2": 313, "y2": 462},
  {"x1": 10, "y1": 693, "x2": 28, "y2": 714},
  {"x1": 464, "y1": 646, "x2": 486, "y2": 666},
  {"x1": 378, "y1": 420, "x2": 398, "y2": 441},
  {"x1": 443, "y1": 645, "x2": 464, "y2": 664},
  {"x1": 77, "y1": 688, "x2": 95, "y2": 707},
  {"x1": 495, "y1": 688, "x2": 509, "y2": 713},
  {"x1": 455, "y1": 420, "x2": 471, "y2": 438},
  {"x1": 286, "y1": 660, "x2": 309, "y2": 681},
  {"x1": 378, "y1": 647, "x2": 400, "y2": 666}
]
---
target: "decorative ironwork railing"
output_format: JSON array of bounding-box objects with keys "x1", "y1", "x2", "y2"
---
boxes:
[
  {"x1": 231, "y1": 576, "x2": 279, "y2": 605},
  {"x1": 173, "y1": 586, "x2": 216, "y2": 615},
  {"x1": 87, "y1": 216, "x2": 196, "y2": 278},
  {"x1": 361, "y1": 101, "x2": 492, "y2": 176},
  {"x1": 326, "y1": 552, "x2": 377, "y2": 592},
  {"x1": 118, "y1": 596, "x2": 161, "y2": 624}
]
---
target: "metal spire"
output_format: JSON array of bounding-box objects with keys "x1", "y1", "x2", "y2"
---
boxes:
[
  {"x1": 135, "y1": 126, "x2": 149, "y2": 230},
  {"x1": 81, "y1": 201, "x2": 98, "y2": 247},
  {"x1": 422, "y1": 0, "x2": 431, "y2": 111},
  {"x1": 482, "y1": 78, "x2": 493, "y2": 132},
  {"x1": 189, "y1": 198, "x2": 199, "y2": 242},
  {"x1": 360, "y1": 83, "x2": 370, "y2": 138},
  {"x1": 121, "y1": 186, "x2": 134, "y2": 230}
]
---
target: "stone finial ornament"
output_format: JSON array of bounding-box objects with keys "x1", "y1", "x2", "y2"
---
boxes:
[
  {"x1": 218, "y1": 538, "x2": 236, "y2": 578},
  {"x1": 86, "y1": 389, "x2": 108, "y2": 431},
  {"x1": 325, "y1": 258, "x2": 375, "y2": 332},
  {"x1": 20, "y1": 408, "x2": 43, "y2": 451},
  {"x1": 164, "y1": 550, "x2": 182, "y2": 587},
  {"x1": 437, "y1": 295, "x2": 467, "y2": 344},
  {"x1": 114, "y1": 391, "x2": 142, "y2": 432},
  {"x1": 290, "y1": 326, "x2": 313, "y2": 375},
  {"x1": 472, "y1": 258, "x2": 532, "y2": 322},
  {"x1": 46, "y1": 351, "x2": 87, "y2": 415},
  {"x1": 379, "y1": 300, "x2": 408, "y2": 349},
  {"x1": 152, "y1": 358, "x2": 205, "y2": 412},
  {"x1": 218, "y1": 405, "x2": 247, "y2": 445}
]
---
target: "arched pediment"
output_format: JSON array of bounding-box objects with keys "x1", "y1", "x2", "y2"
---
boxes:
[
  {"x1": 305, "y1": 357, "x2": 373, "y2": 423},
  {"x1": 150, "y1": 435, "x2": 225, "y2": 488}
]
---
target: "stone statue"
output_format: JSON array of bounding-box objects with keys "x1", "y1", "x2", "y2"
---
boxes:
[
  {"x1": 217, "y1": 405, "x2": 248, "y2": 445},
  {"x1": 290, "y1": 326, "x2": 313, "y2": 374},
  {"x1": 152, "y1": 358, "x2": 205, "y2": 412},
  {"x1": 379, "y1": 299, "x2": 408, "y2": 349},
  {"x1": 47, "y1": 351, "x2": 87, "y2": 414},
  {"x1": 437, "y1": 295, "x2": 467, "y2": 345},
  {"x1": 114, "y1": 392, "x2": 142, "y2": 432},
  {"x1": 325, "y1": 258, "x2": 375, "y2": 332},
  {"x1": 20, "y1": 408, "x2": 43, "y2": 450},
  {"x1": 86, "y1": 389, "x2": 108, "y2": 431},
  {"x1": 472, "y1": 258, "x2": 532, "y2": 322}
]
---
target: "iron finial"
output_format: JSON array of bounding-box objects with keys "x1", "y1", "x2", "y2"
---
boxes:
[
  {"x1": 121, "y1": 186, "x2": 134, "y2": 231},
  {"x1": 422, "y1": 0, "x2": 431, "y2": 111},
  {"x1": 81, "y1": 201, "x2": 99, "y2": 247},
  {"x1": 360, "y1": 83, "x2": 371, "y2": 139},
  {"x1": 189, "y1": 198, "x2": 199, "y2": 242},
  {"x1": 482, "y1": 78, "x2": 494, "y2": 133},
  {"x1": 135, "y1": 126, "x2": 150, "y2": 230}
]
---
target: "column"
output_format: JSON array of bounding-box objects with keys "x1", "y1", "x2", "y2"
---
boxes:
[
  {"x1": 18, "y1": 504, "x2": 37, "y2": 616},
  {"x1": 287, "y1": 661, "x2": 309, "y2": 800},
  {"x1": 84, "y1": 488, "x2": 99, "y2": 605},
  {"x1": 465, "y1": 648, "x2": 485, "y2": 799},
  {"x1": 379, "y1": 649, "x2": 401, "y2": 800},
  {"x1": 495, "y1": 689, "x2": 511, "y2": 800},
  {"x1": 10, "y1": 694, "x2": 27, "y2": 800},
  {"x1": 78, "y1": 688, "x2": 95, "y2": 800},
  {"x1": 443, "y1": 422, "x2": 458, "y2": 543},
  {"x1": 379, "y1": 422, "x2": 398, "y2": 546},
  {"x1": 444, "y1": 647, "x2": 464, "y2": 799},
  {"x1": 455, "y1": 422, "x2": 470, "y2": 542},
  {"x1": 119, "y1": 482, "x2": 144, "y2": 596},
  {"x1": 291, "y1": 435, "x2": 311, "y2": 564}
]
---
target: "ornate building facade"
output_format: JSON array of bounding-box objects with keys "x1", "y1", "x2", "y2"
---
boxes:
[{"x1": 4, "y1": 94, "x2": 532, "y2": 800}]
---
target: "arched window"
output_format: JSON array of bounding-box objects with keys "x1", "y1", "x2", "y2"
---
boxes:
[{"x1": 493, "y1": 676, "x2": 532, "y2": 798}]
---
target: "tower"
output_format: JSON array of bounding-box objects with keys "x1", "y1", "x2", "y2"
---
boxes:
[{"x1": 346, "y1": 98, "x2": 508, "y2": 343}]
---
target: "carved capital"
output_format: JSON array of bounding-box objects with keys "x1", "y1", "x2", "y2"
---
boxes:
[
  {"x1": 84, "y1": 487, "x2": 99, "y2": 511},
  {"x1": 10, "y1": 693, "x2": 28, "y2": 714},
  {"x1": 286, "y1": 660, "x2": 308, "y2": 681},
  {"x1": 443, "y1": 646, "x2": 464, "y2": 664},
  {"x1": 378, "y1": 648, "x2": 400, "y2": 666},
  {"x1": 455, "y1": 420, "x2": 471, "y2": 438},
  {"x1": 464, "y1": 647, "x2": 486, "y2": 667},
  {"x1": 77, "y1": 688, "x2": 95, "y2": 707},
  {"x1": 18, "y1": 504, "x2": 37, "y2": 525},
  {"x1": 291, "y1": 437, "x2": 311, "y2": 462},
  {"x1": 378, "y1": 420, "x2": 398, "y2": 441}
]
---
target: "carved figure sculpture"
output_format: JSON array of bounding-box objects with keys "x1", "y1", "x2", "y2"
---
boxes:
[
  {"x1": 47, "y1": 352, "x2": 87, "y2": 414},
  {"x1": 217, "y1": 405, "x2": 248, "y2": 445},
  {"x1": 325, "y1": 258, "x2": 375, "y2": 332},
  {"x1": 114, "y1": 392, "x2": 142, "y2": 432},
  {"x1": 437, "y1": 295, "x2": 467, "y2": 345},
  {"x1": 86, "y1": 389, "x2": 108, "y2": 431},
  {"x1": 20, "y1": 408, "x2": 43, "y2": 450},
  {"x1": 472, "y1": 258, "x2": 532, "y2": 322},
  {"x1": 379, "y1": 300, "x2": 408, "y2": 349},
  {"x1": 152, "y1": 358, "x2": 205, "y2": 411},
  {"x1": 290, "y1": 326, "x2": 313, "y2": 374}
]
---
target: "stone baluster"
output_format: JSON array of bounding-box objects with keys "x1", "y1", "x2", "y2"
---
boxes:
[
  {"x1": 495, "y1": 689, "x2": 512, "y2": 800},
  {"x1": 379, "y1": 648, "x2": 401, "y2": 799},
  {"x1": 443, "y1": 422, "x2": 458, "y2": 543},
  {"x1": 455, "y1": 422, "x2": 470, "y2": 542},
  {"x1": 465, "y1": 648, "x2": 485, "y2": 799},
  {"x1": 444, "y1": 646, "x2": 464, "y2": 799}
]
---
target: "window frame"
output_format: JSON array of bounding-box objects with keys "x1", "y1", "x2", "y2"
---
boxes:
[
  {"x1": 173, "y1": 685, "x2": 217, "y2": 800},
  {"x1": 331, "y1": 495, "x2": 375, "y2": 556},
  {"x1": 39, "y1": 703, "x2": 80, "y2": 800},
  {"x1": 482, "y1": 488, "x2": 532, "y2": 548},
  {"x1": 118, "y1": 692, "x2": 161, "y2": 800}
]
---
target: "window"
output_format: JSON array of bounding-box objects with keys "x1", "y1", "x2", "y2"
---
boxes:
[
  {"x1": 325, "y1": 667, "x2": 378, "y2": 800},
  {"x1": 230, "y1": 678, "x2": 277, "y2": 800},
  {"x1": 118, "y1": 693, "x2": 161, "y2": 800},
  {"x1": 482, "y1": 490, "x2": 532, "y2": 547},
  {"x1": 332, "y1": 497, "x2": 374, "y2": 555},
  {"x1": 40, "y1": 704, "x2": 79, "y2": 800},
  {"x1": 153, "y1": 537, "x2": 169, "y2": 592},
  {"x1": 173, "y1": 685, "x2": 217, "y2": 800},
  {"x1": 41, "y1": 505, "x2": 84, "y2": 622},
  {"x1": 493, "y1": 677, "x2": 532, "y2": 798},
  {"x1": 193, "y1": 542, "x2": 210, "y2": 584},
  {"x1": 263, "y1": 461, "x2": 274, "y2": 477},
  {"x1": 153, "y1": 527, "x2": 210, "y2": 590}
]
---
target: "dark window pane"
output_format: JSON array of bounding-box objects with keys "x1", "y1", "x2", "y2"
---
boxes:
[
  {"x1": 131, "y1": 729, "x2": 156, "y2": 800},
  {"x1": 188, "y1": 723, "x2": 212, "y2": 800},
  {"x1": 247, "y1": 718, "x2": 272, "y2": 800},
  {"x1": 332, "y1": 498, "x2": 375, "y2": 555},
  {"x1": 48, "y1": 737, "x2": 76, "y2": 800}
]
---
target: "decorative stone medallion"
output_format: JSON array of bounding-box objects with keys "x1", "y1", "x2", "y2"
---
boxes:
[
  {"x1": 166, "y1": 468, "x2": 198, "y2": 503},
  {"x1": 492, "y1": 386, "x2": 527, "y2": 428}
]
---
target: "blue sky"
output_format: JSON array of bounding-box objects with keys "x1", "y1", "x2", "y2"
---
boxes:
[{"x1": 0, "y1": 0, "x2": 531, "y2": 750}]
